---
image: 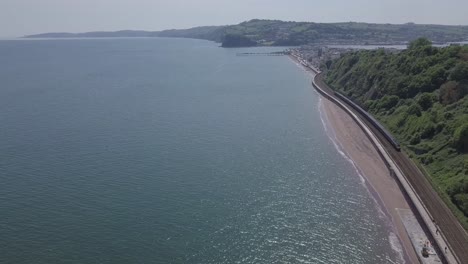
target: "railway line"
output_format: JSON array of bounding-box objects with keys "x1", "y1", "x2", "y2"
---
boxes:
[{"x1": 313, "y1": 74, "x2": 468, "y2": 264}]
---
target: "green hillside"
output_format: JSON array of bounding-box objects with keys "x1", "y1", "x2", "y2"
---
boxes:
[
  {"x1": 324, "y1": 39, "x2": 468, "y2": 228},
  {"x1": 26, "y1": 19, "x2": 468, "y2": 47},
  {"x1": 158, "y1": 19, "x2": 468, "y2": 46}
]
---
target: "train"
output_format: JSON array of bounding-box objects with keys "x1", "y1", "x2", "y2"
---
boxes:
[{"x1": 333, "y1": 91, "x2": 401, "y2": 151}]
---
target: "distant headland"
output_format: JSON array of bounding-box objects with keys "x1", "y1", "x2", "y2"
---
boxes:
[{"x1": 24, "y1": 19, "x2": 468, "y2": 47}]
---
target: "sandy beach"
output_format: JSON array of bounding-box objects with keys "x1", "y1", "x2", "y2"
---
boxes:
[
  {"x1": 287, "y1": 54, "x2": 422, "y2": 262},
  {"x1": 320, "y1": 97, "x2": 419, "y2": 263}
]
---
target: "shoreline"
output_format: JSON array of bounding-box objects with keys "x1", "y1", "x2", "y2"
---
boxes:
[
  {"x1": 289, "y1": 56, "x2": 420, "y2": 263},
  {"x1": 319, "y1": 97, "x2": 417, "y2": 264}
]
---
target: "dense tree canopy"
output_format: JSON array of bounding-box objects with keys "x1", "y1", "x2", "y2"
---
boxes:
[
  {"x1": 454, "y1": 124, "x2": 468, "y2": 152},
  {"x1": 450, "y1": 62, "x2": 468, "y2": 81},
  {"x1": 221, "y1": 34, "x2": 257, "y2": 47},
  {"x1": 409, "y1": 37, "x2": 432, "y2": 50}
]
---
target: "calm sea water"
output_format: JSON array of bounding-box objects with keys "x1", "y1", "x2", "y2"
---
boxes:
[{"x1": 0, "y1": 38, "x2": 402, "y2": 263}]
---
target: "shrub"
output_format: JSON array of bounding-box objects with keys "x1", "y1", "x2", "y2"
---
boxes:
[
  {"x1": 378, "y1": 95, "x2": 399, "y2": 110},
  {"x1": 421, "y1": 123, "x2": 436, "y2": 139},
  {"x1": 449, "y1": 62, "x2": 468, "y2": 81},
  {"x1": 364, "y1": 100, "x2": 376, "y2": 111},
  {"x1": 396, "y1": 112, "x2": 409, "y2": 127},
  {"x1": 465, "y1": 157, "x2": 468, "y2": 174},
  {"x1": 444, "y1": 111, "x2": 454, "y2": 120},
  {"x1": 439, "y1": 81, "x2": 467, "y2": 105},
  {"x1": 448, "y1": 178, "x2": 468, "y2": 216},
  {"x1": 453, "y1": 193, "x2": 468, "y2": 217},
  {"x1": 435, "y1": 122, "x2": 445, "y2": 133},
  {"x1": 407, "y1": 103, "x2": 422, "y2": 116},
  {"x1": 410, "y1": 133, "x2": 421, "y2": 145},
  {"x1": 421, "y1": 154, "x2": 434, "y2": 164},
  {"x1": 453, "y1": 123, "x2": 468, "y2": 152},
  {"x1": 418, "y1": 93, "x2": 436, "y2": 110},
  {"x1": 408, "y1": 38, "x2": 432, "y2": 50}
]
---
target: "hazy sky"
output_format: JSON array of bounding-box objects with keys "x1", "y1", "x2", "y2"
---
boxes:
[{"x1": 1, "y1": 0, "x2": 468, "y2": 37}]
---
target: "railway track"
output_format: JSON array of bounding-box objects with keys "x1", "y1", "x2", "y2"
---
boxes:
[{"x1": 314, "y1": 75, "x2": 468, "y2": 264}]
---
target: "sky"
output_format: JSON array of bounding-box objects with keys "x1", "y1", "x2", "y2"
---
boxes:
[{"x1": 1, "y1": 0, "x2": 468, "y2": 37}]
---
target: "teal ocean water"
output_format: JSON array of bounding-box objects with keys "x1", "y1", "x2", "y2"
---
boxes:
[{"x1": 0, "y1": 38, "x2": 402, "y2": 263}]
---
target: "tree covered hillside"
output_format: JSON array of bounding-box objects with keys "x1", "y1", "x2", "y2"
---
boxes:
[
  {"x1": 25, "y1": 19, "x2": 468, "y2": 47},
  {"x1": 156, "y1": 20, "x2": 468, "y2": 47},
  {"x1": 324, "y1": 39, "x2": 468, "y2": 227}
]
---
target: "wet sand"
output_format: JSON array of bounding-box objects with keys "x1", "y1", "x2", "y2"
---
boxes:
[
  {"x1": 287, "y1": 55, "x2": 421, "y2": 262},
  {"x1": 320, "y1": 97, "x2": 419, "y2": 263}
]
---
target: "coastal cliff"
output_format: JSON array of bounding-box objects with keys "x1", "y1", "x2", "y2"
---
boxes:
[{"x1": 221, "y1": 34, "x2": 257, "y2": 47}]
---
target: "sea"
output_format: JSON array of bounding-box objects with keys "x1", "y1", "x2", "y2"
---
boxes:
[{"x1": 0, "y1": 38, "x2": 403, "y2": 263}]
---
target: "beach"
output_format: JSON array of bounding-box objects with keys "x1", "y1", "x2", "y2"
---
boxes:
[
  {"x1": 320, "y1": 97, "x2": 419, "y2": 263},
  {"x1": 288, "y1": 54, "x2": 422, "y2": 263}
]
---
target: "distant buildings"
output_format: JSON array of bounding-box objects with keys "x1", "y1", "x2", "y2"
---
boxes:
[{"x1": 292, "y1": 45, "x2": 401, "y2": 72}]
